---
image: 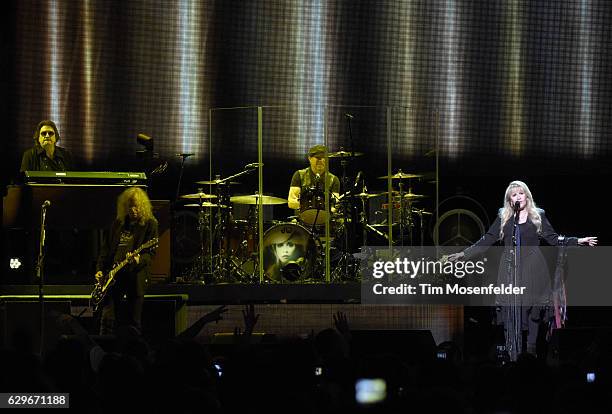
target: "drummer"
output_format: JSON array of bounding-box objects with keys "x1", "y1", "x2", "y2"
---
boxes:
[{"x1": 287, "y1": 144, "x2": 340, "y2": 212}]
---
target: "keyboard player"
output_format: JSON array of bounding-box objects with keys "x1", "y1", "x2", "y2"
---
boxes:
[{"x1": 20, "y1": 120, "x2": 74, "y2": 172}]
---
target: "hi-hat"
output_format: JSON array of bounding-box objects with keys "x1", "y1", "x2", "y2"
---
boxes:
[
  {"x1": 184, "y1": 202, "x2": 228, "y2": 208},
  {"x1": 328, "y1": 150, "x2": 364, "y2": 158},
  {"x1": 230, "y1": 194, "x2": 288, "y2": 205},
  {"x1": 180, "y1": 192, "x2": 217, "y2": 199},
  {"x1": 195, "y1": 179, "x2": 241, "y2": 185},
  {"x1": 378, "y1": 172, "x2": 423, "y2": 179}
]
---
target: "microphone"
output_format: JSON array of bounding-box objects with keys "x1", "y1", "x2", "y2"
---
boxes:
[
  {"x1": 245, "y1": 162, "x2": 263, "y2": 169},
  {"x1": 42, "y1": 200, "x2": 51, "y2": 209},
  {"x1": 176, "y1": 153, "x2": 195, "y2": 158},
  {"x1": 513, "y1": 201, "x2": 520, "y2": 212},
  {"x1": 353, "y1": 171, "x2": 363, "y2": 189},
  {"x1": 344, "y1": 113, "x2": 354, "y2": 119},
  {"x1": 315, "y1": 173, "x2": 321, "y2": 188}
]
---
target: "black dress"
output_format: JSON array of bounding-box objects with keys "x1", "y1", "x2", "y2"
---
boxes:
[{"x1": 463, "y1": 209, "x2": 577, "y2": 359}]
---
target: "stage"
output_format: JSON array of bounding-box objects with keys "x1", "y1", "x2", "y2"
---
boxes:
[{"x1": 0, "y1": 282, "x2": 463, "y2": 346}]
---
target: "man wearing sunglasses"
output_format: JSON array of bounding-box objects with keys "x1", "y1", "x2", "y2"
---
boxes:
[{"x1": 20, "y1": 120, "x2": 74, "y2": 172}]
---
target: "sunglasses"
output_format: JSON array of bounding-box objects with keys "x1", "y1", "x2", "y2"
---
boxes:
[{"x1": 40, "y1": 130, "x2": 55, "y2": 137}]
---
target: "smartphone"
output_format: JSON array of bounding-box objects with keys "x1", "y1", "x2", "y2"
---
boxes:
[
  {"x1": 586, "y1": 372, "x2": 595, "y2": 383},
  {"x1": 314, "y1": 366, "x2": 323, "y2": 376},
  {"x1": 355, "y1": 378, "x2": 386, "y2": 405},
  {"x1": 436, "y1": 351, "x2": 447, "y2": 360}
]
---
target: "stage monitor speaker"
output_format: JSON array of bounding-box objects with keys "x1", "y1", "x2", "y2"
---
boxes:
[
  {"x1": 141, "y1": 297, "x2": 187, "y2": 343},
  {"x1": 0, "y1": 300, "x2": 71, "y2": 354},
  {"x1": 350, "y1": 329, "x2": 436, "y2": 363}
]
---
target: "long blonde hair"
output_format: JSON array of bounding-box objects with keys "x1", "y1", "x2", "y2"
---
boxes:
[
  {"x1": 499, "y1": 180, "x2": 542, "y2": 238},
  {"x1": 116, "y1": 187, "x2": 155, "y2": 225}
]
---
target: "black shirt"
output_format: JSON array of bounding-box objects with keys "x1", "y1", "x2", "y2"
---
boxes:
[
  {"x1": 20, "y1": 145, "x2": 74, "y2": 172},
  {"x1": 290, "y1": 167, "x2": 340, "y2": 193}
]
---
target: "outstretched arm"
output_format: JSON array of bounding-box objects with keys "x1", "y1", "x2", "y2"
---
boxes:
[
  {"x1": 540, "y1": 212, "x2": 597, "y2": 247},
  {"x1": 448, "y1": 216, "x2": 501, "y2": 261},
  {"x1": 176, "y1": 305, "x2": 228, "y2": 339}
]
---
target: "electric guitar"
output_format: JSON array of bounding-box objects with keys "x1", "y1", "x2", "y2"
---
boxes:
[{"x1": 90, "y1": 238, "x2": 158, "y2": 312}]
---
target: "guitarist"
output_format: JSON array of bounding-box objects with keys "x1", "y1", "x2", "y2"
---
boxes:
[{"x1": 95, "y1": 187, "x2": 158, "y2": 335}]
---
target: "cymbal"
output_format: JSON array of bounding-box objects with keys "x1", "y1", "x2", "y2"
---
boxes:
[
  {"x1": 374, "y1": 191, "x2": 427, "y2": 199},
  {"x1": 195, "y1": 180, "x2": 241, "y2": 185},
  {"x1": 402, "y1": 192, "x2": 428, "y2": 200},
  {"x1": 353, "y1": 192, "x2": 385, "y2": 199},
  {"x1": 337, "y1": 191, "x2": 383, "y2": 201},
  {"x1": 378, "y1": 172, "x2": 423, "y2": 179},
  {"x1": 184, "y1": 202, "x2": 228, "y2": 208},
  {"x1": 328, "y1": 150, "x2": 364, "y2": 158},
  {"x1": 230, "y1": 194, "x2": 288, "y2": 205},
  {"x1": 180, "y1": 192, "x2": 217, "y2": 199}
]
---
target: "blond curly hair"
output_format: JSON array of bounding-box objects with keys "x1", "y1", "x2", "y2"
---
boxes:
[
  {"x1": 116, "y1": 187, "x2": 155, "y2": 225},
  {"x1": 499, "y1": 180, "x2": 542, "y2": 238}
]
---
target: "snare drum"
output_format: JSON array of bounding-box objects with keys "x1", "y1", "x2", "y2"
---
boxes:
[
  {"x1": 299, "y1": 187, "x2": 329, "y2": 225},
  {"x1": 263, "y1": 223, "x2": 319, "y2": 281}
]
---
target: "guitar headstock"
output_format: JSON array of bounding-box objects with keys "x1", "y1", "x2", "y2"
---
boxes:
[{"x1": 143, "y1": 237, "x2": 159, "y2": 251}]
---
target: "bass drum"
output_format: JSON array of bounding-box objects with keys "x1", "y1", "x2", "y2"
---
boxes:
[{"x1": 262, "y1": 223, "x2": 320, "y2": 282}]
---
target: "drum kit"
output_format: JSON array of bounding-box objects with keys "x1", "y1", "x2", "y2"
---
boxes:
[{"x1": 176, "y1": 152, "x2": 433, "y2": 284}]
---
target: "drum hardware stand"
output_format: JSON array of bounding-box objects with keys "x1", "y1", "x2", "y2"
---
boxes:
[
  {"x1": 332, "y1": 192, "x2": 362, "y2": 282},
  {"x1": 210, "y1": 166, "x2": 257, "y2": 283},
  {"x1": 193, "y1": 192, "x2": 213, "y2": 284},
  {"x1": 396, "y1": 173, "x2": 417, "y2": 246},
  {"x1": 332, "y1": 144, "x2": 361, "y2": 281},
  {"x1": 412, "y1": 207, "x2": 432, "y2": 247}
]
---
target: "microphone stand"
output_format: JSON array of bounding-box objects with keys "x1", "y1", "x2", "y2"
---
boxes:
[
  {"x1": 174, "y1": 154, "x2": 192, "y2": 203},
  {"x1": 509, "y1": 203, "x2": 521, "y2": 359},
  {"x1": 36, "y1": 203, "x2": 49, "y2": 356},
  {"x1": 171, "y1": 154, "x2": 191, "y2": 282}
]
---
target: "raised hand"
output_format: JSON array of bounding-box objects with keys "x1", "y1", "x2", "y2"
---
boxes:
[
  {"x1": 242, "y1": 304, "x2": 260, "y2": 336},
  {"x1": 333, "y1": 311, "x2": 351, "y2": 341},
  {"x1": 202, "y1": 305, "x2": 228, "y2": 324}
]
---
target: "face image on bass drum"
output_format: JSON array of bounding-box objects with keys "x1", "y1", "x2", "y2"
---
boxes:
[
  {"x1": 263, "y1": 223, "x2": 317, "y2": 281},
  {"x1": 300, "y1": 187, "x2": 329, "y2": 225}
]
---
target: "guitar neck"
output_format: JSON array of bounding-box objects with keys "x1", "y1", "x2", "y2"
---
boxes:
[{"x1": 108, "y1": 244, "x2": 147, "y2": 277}]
